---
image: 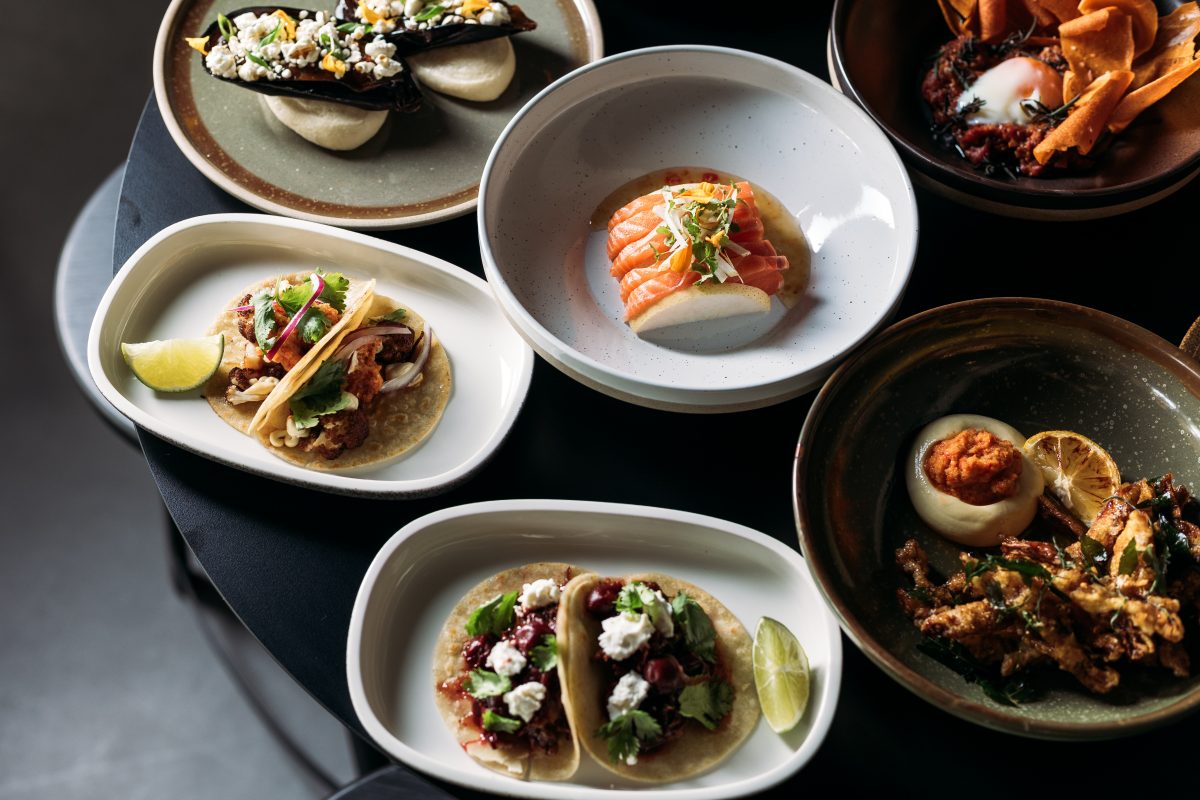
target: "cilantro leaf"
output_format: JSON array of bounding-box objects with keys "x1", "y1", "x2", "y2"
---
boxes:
[
  {"x1": 596, "y1": 710, "x2": 661, "y2": 764},
  {"x1": 288, "y1": 361, "x2": 352, "y2": 429},
  {"x1": 530, "y1": 634, "x2": 557, "y2": 672},
  {"x1": 615, "y1": 583, "x2": 669, "y2": 629},
  {"x1": 482, "y1": 710, "x2": 522, "y2": 734},
  {"x1": 463, "y1": 669, "x2": 510, "y2": 699},
  {"x1": 918, "y1": 636, "x2": 1038, "y2": 706},
  {"x1": 297, "y1": 308, "x2": 332, "y2": 345},
  {"x1": 678, "y1": 680, "x2": 733, "y2": 730},
  {"x1": 277, "y1": 278, "x2": 315, "y2": 315},
  {"x1": 370, "y1": 308, "x2": 408, "y2": 326},
  {"x1": 671, "y1": 591, "x2": 716, "y2": 662},
  {"x1": 465, "y1": 591, "x2": 518, "y2": 637},
  {"x1": 1079, "y1": 535, "x2": 1108, "y2": 575},
  {"x1": 316, "y1": 269, "x2": 350, "y2": 312},
  {"x1": 251, "y1": 288, "x2": 277, "y2": 353}
]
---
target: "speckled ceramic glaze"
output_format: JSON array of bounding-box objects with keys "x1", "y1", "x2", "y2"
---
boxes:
[
  {"x1": 829, "y1": 0, "x2": 1200, "y2": 219},
  {"x1": 479, "y1": 46, "x2": 919, "y2": 411},
  {"x1": 795, "y1": 298, "x2": 1200, "y2": 738},
  {"x1": 153, "y1": 0, "x2": 602, "y2": 229}
]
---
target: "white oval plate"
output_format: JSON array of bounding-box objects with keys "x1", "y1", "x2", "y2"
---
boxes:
[
  {"x1": 479, "y1": 46, "x2": 918, "y2": 411},
  {"x1": 347, "y1": 499, "x2": 842, "y2": 799},
  {"x1": 87, "y1": 214, "x2": 533, "y2": 498}
]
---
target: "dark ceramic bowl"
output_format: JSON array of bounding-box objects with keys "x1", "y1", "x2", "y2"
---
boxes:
[
  {"x1": 828, "y1": 0, "x2": 1200, "y2": 218},
  {"x1": 794, "y1": 298, "x2": 1200, "y2": 738}
]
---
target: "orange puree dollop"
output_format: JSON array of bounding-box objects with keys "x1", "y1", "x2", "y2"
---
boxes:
[{"x1": 923, "y1": 428, "x2": 1022, "y2": 506}]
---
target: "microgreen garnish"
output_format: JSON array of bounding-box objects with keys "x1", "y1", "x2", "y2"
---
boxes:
[
  {"x1": 1020, "y1": 94, "x2": 1081, "y2": 125},
  {"x1": 465, "y1": 592, "x2": 518, "y2": 637},
  {"x1": 464, "y1": 669, "x2": 511, "y2": 699},
  {"x1": 596, "y1": 710, "x2": 661, "y2": 764},
  {"x1": 615, "y1": 583, "x2": 669, "y2": 629}
]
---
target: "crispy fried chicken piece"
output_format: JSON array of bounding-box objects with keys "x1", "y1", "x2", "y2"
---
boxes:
[
  {"x1": 920, "y1": 600, "x2": 1005, "y2": 639},
  {"x1": 1000, "y1": 537, "x2": 1059, "y2": 566},
  {"x1": 1109, "y1": 508, "x2": 1156, "y2": 594}
]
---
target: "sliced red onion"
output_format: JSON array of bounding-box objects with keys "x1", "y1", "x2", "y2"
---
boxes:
[
  {"x1": 232, "y1": 304, "x2": 254, "y2": 312},
  {"x1": 381, "y1": 326, "x2": 431, "y2": 393},
  {"x1": 330, "y1": 326, "x2": 413, "y2": 362},
  {"x1": 265, "y1": 273, "x2": 324, "y2": 363},
  {"x1": 332, "y1": 335, "x2": 383, "y2": 363}
]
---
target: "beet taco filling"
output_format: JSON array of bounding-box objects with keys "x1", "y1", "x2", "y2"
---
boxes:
[
  {"x1": 582, "y1": 579, "x2": 734, "y2": 765},
  {"x1": 450, "y1": 574, "x2": 573, "y2": 757}
]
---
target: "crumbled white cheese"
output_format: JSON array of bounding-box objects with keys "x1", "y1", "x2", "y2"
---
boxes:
[
  {"x1": 237, "y1": 60, "x2": 267, "y2": 82},
  {"x1": 234, "y1": 11, "x2": 260, "y2": 31},
  {"x1": 364, "y1": 36, "x2": 395, "y2": 60},
  {"x1": 598, "y1": 612, "x2": 654, "y2": 660},
  {"x1": 486, "y1": 640, "x2": 526, "y2": 677},
  {"x1": 206, "y1": 45, "x2": 238, "y2": 79},
  {"x1": 518, "y1": 579, "x2": 559, "y2": 611},
  {"x1": 503, "y1": 681, "x2": 546, "y2": 722},
  {"x1": 606, "y1": 671, "x2": 650, "y2": 720},
  {"x1": 403, "y1": 0, "x2": 425, "y2": 17},
  {"x1": 372, "y1": 55, "x2": 404, "y2": 79}
]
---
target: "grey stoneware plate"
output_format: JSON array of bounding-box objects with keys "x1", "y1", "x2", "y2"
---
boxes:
[
  {"x1": 828, "y1": 0, "x2": 1200, "y2": 219},
  {"x1": 794, "y1": 297, "x2": 1200, "y2": 739},
  {"x1": 153, "y1": 0, "x2": 602, "y2": 229}
]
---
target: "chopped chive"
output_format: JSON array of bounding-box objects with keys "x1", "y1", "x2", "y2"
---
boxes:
[
  {"x1": 247, "y1": 52, "x2": 270, "y2": 68},
  {"x1": 413, "y1": 4, "x2": 446, "y2": 21},
  {"x1": 217, "y1": 13, "x2": 235, "y2": 40},
  {"x1": 337, "y1": 22, "x2": 370, "y2": 33},
  {"x1": 260, "y1": 21, "x2": 282, "y2": 46}
]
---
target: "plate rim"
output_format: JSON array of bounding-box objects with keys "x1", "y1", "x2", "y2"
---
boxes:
[
  {"x1": 793, "y1": 295, "x2": 1200, "y2": 739},
  {"x1": 85, "y1": 212, "x2": 535, "y2": 498},
  {"x1": 477, "y1": 44, "x2": 919, "y2": 405},
  {"x1": 346, "y1": 498, "x2": 844, "y2": 799},
  {"x1": 151, "y1": 0, "x2": 605, "y2": 230}
]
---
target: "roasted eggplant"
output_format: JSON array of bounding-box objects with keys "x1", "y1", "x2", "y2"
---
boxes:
[
  {"x1": 191, "y1": 7, "x2": 422, "y2": 111},
  {"x1": 333, "y1": 0, "x2": 536, "y2": 57}
]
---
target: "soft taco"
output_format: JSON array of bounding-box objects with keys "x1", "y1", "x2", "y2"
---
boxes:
[
  {"x1": 250, "y1": 293, "x2": 451, "y2": 468},
  {"x1": 558, "y1": 572, "x2": 759, "y2": 782},
  {"x1": 433, "y1": 563, "x2": 587, "y2": 780},
  {"x1": 203, "y1": 269, "x2": 374, "y2": 433}
]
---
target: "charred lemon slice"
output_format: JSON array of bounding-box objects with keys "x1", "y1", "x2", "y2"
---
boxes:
[
  {"x1": 121, "y1": 334, "x2": 224, "y2": 392},
  {"x1": 753, "y1": 617, "x2": 810, "y2": 733},
  {"x1": 1023, "y1": 430, "x2": 1121, "y2": 525}
]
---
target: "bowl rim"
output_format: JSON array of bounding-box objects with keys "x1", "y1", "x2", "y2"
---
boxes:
[
  {"x1": 828, "y1": 0, "x2": 1200, "y2": 209},
  {"x1": 793, "y1": 295, "x2": 1200, "y2": 739},
  {"x1": 478, "y1": 43, "x2": 919, "y2": 397}
]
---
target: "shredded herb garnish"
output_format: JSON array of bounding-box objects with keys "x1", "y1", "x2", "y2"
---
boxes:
[{"x1": 918, "y1": 637, "x2": 1039, "y2": 706}]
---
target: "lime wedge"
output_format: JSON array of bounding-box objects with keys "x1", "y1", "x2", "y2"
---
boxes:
[
  {"x1": 121, "y1": 334, "x2": 224, "y2": 392},
  {"x1": 753, "y1": 617, "x2": 810, "y2": 733}
]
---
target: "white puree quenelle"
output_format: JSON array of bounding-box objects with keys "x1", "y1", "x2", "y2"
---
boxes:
[{"x1": 906, "y1": 414, "x2": 1045, "y2": 547}]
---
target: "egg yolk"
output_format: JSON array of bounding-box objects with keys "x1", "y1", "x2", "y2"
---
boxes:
[
  {"x1": 923, "y1": 428, "x2": 1023, "y2": 505},
  {"x1": 956, "y1": 57, "x2": 1064, "y2": 125}
]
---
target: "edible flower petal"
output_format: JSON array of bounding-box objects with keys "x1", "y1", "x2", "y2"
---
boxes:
[
  {"x1": 271, "y1": 9, "x2": 297, "y2": 41},
  {"x1": 185, "y1": 36, "x2": 210, "y2": 55},
  {"x1": 321, "y1": 53, "x2": 348, "y2": 78}
]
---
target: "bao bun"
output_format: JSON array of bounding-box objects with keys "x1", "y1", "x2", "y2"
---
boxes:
[
  {"x1": 408, "y1": 38, "x2": 516, "y2": 102},
  {"x1": 261, "y1": 95, "x2": 388, "y2": 151},
  {"x1": 629, "y1": 283, "x2": 771, "y2": 334},
  {"x1": 906, "y1": 414, "x2": 1044, "y2": 547}
]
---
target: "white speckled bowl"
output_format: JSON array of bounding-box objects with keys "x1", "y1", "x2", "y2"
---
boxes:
[{"x1": 478, "y1": 45, "x2": 919, "y2": 411}]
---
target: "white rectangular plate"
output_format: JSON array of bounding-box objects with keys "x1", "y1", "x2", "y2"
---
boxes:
[
  {"x1": 87, "y1": 214, "x2": 533, "y2": 497},
  {"x1": 347, "y1": 500, "x2": 842, "y2": 799}
]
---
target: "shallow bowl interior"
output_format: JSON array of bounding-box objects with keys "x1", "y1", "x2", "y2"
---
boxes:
[
  {"x1": 830, "y1": 0, "x2": 1200, "y2": 211},
  {"x1": 796, "y1": 298, "x2": 1200, "y2": 737},
  {"x1": 480, "y1": 46, "x2": 917, "y2": 401}
]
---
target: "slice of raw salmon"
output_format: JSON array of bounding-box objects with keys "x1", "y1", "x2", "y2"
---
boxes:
[{"x1": 624, "y1": 269, "x2": 701, "y2": 321}]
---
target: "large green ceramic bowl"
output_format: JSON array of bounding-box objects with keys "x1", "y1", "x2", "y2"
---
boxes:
[{"x1": 795, "y1": 297, "x2": 1200, "y2": 739}]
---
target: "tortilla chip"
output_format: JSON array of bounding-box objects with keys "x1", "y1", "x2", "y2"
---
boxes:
[
  {"x1": 559, "y1": 572, "x2": 760, "y2": 783},
  {"x1": 1131, "y1": 2, "x2": 1200, "y2": 87},
  {"x1": 938, "y1": 0, "x2": 979, "y2": 35},
  {"x1": 1109, "y1": 56, "x2": 1200, "y2": 132},
  {"x1": 252, "y1": 294, "x2": 452, "y2": 470},
  {"x1": 1022, "y1": 0, "x2": 1080, "y2": 26},
  {"x1": 1060, "y1": 9, "x2": 1135, "y2": 99},
  {"x1": 1034, "y1": 69, "x2": 1135, "y2": 163},
  {"x1": 432, "y1": 563, "x2": 586, "y2": 781},
  {"x1": 203, "y1": 273, "x2": 374, "y2": 434},
  {"x1": 1078, "y1": 0, "x2": 1158, "y2": 56}
]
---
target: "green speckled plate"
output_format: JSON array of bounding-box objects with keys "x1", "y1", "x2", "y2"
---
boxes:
[
  {"x1": 795, "y1": 298, "x2": 1200, "y2": 739},
  {"x1": 153, "y1": 0, "x2": 602, "y2": 229}
]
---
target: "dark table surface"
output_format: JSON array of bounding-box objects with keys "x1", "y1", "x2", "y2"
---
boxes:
[{"x1": 110, "y1": 2, "x2": 1200, "y2": 795}]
